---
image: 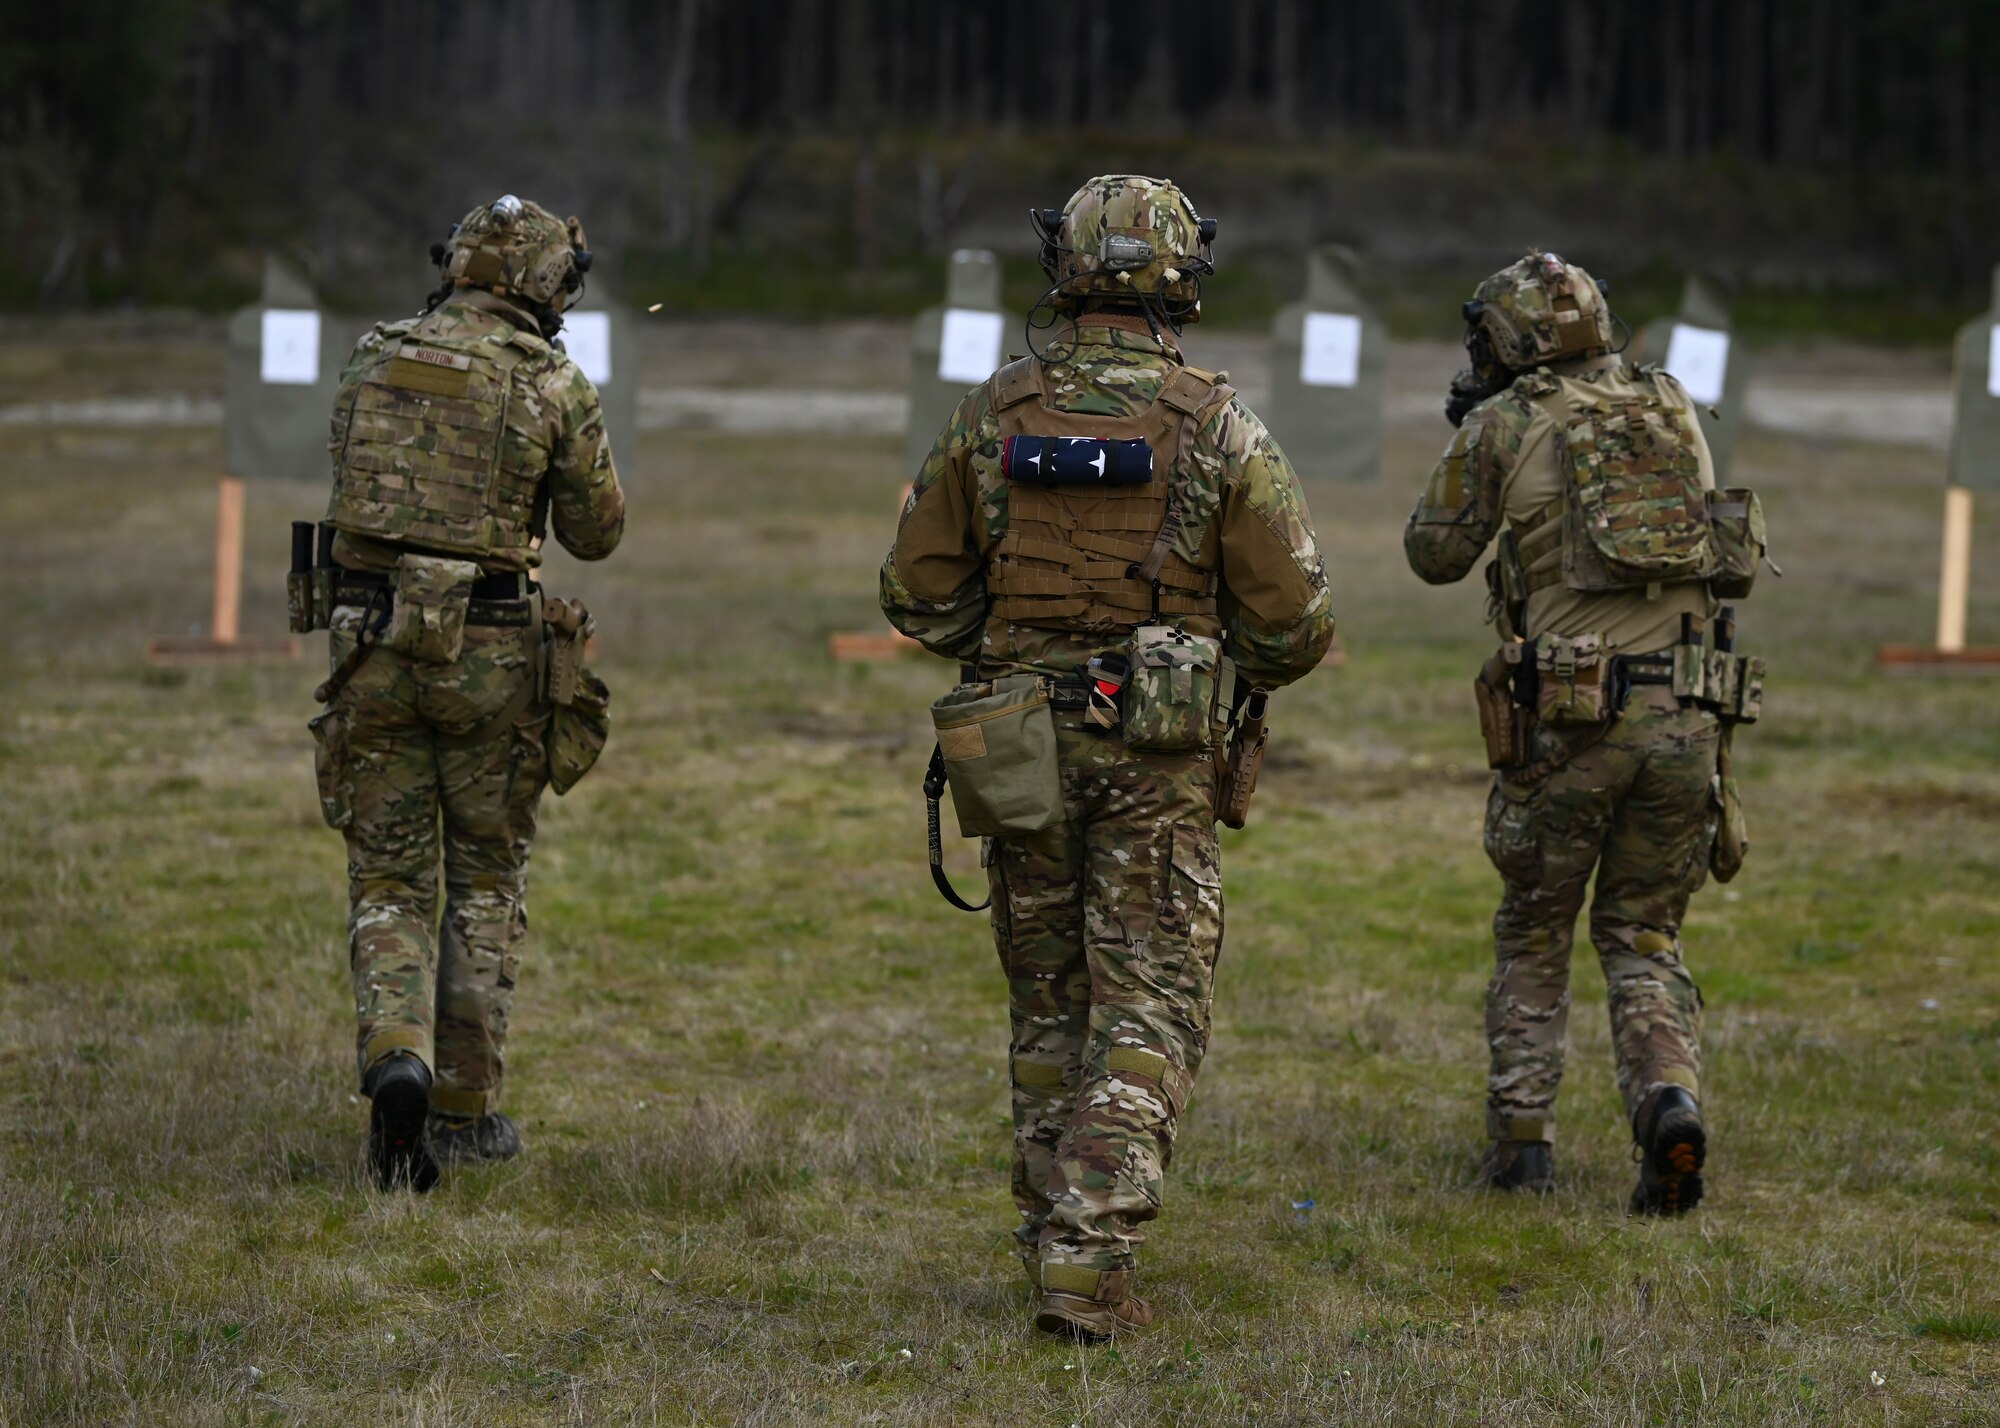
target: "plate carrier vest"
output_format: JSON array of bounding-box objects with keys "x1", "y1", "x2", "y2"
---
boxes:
[
  {"x1": 985, "y1": 355, "x2": 1233, "y2": 632},
  {"x1": 329, "y1": 318, "x2": 553, "y2": 561}
]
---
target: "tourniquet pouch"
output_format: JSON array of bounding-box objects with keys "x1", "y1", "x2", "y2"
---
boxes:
[
  {"x1": 1705, "y1": 488, "x2": 1768, "y2": 600},
  {"x1": 1124, "y1": 625, "x2": 1222, "y2": 754},
  {"x1": 1710, "y1": 726, "x2": 1749, "y2": 882},
  {"x1": 383, "y1": 553, "x2": 478, "y2": 663},
  {"x1": 1475, "y1": 644, "x2": 1533, "y2": 769},
  {"x1": 308, "y1": 704, "x2": 352, "y2": 830},
  {"x1": 1534, "y1": 633, "x2": 1613, "y2": 727},
  {"x1": 930, "y1": 674, "x2": 1063, "y2": 837}
]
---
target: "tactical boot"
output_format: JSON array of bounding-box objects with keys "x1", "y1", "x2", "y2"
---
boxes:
[
  {"x1": 1477, "y1": 1140, "x2": 1556, "y2": 1194},
  {"x1": 1629, "y1": 1087, "x2": 1706, "y2": 1216},
  {"x1": 426, "y1": 1112, "x2": 523, "y2": 1168},
  {"x1": 364, "y1": 1052, "x2": 438, "y2": 1193},
  {"x1": 1032, "y1": 1266, "x2": 1154, "y2": 1344}
]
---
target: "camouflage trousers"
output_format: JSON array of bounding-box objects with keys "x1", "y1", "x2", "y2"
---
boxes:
[
  {"x1": 1482, "y1": 685, "x2": 1717, "y2": 1143},
  {"x1": 320, "y1": 602, "x2": 548, "y2": 1118},
  {"x1": 984, "y1": 713, "x2": 1222, "y2": 1296}
]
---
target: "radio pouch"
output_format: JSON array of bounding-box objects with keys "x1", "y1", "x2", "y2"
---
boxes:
[
  {"x1": 383, "y1": 553, "x2": 479, "y2": 664},
  {"x1": 1534, "y1": 633, "x2": 1614, "y2": 727},
  {"x1": 1706, "y1": 488, "x2": 1770, "y2": 600},
  {"x1": 1124, "y1": 626, "x2": 1223, "y2": 753},
  {"x1": 1710, "y1": 725, "x2": 1749, "y2": 882},
  {"x1": 930, "y1": 674, "x2": 1064, "y2": 837}
]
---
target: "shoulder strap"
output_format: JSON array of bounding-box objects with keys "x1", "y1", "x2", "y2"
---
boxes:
[
  {"x1": 1133, "y1": 371, "x2": 1236, "y2": 588},
  {"x1": 991, "y1": 356, "x2": 1041, "y2": 411}
]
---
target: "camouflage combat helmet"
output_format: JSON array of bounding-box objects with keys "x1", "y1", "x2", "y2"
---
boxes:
[
  {"x1": 1034, "y1": 175, "x2": 1215, "y2": 320},
  {"x1": 1465, "y1": 251, "x2": 1614, "y2": 372},
  {"x1": 437, "y1": 195, "x2": 592, "y2": 313}
]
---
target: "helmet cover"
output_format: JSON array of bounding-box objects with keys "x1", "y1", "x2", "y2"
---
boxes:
[
  {"x1": 1466, "y1": 251, "x2": 1614, "y2": 371},
  {"x1": 443, "y1": 196, "x2": 589, "y2": 312},
  {"x1": 1040, "y1": 175, "x2": 1213, "y2": 320}
]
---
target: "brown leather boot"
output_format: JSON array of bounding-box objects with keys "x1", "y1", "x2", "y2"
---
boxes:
[{"x1": 1032, "y1": 1266, "x2": 1155, "y2": 1343}]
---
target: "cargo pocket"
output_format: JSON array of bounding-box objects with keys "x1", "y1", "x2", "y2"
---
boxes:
[
  {"x1": 1154, "y1": 822, "x2": 1222, "y2": 1003},
  {"x1": 1482, "y1": 777, "x2": 1542, "y2": 885},
  {"x1": 308, "y1": 705, "x2": 353, "y2": 830}
]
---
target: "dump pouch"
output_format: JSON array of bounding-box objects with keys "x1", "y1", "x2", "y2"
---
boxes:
[
  {"x1": 548, "y1": 667, "x2": 610, "y2": 795},
  {"x1": 1710, "y1": 725, "x2": 1749, "y2": 881},
  {"x1": 1533, "y1": 633, "x2": 1614, "y2": 727},
  {"x1": 1705, "y1": 488, "x2": 1768, "y2": 600},
  {"x1": 1476, "y1": 644, "x2": 1535, "y2": 768},
  {"x1": 308, "y1": 704, "x2": 352, "y2": 830},
  {"x1": 1124, "y1": 626, "x2": 1223, "y2": 753},
  {"x1": 930, "y1": 674, "x2": 1064, "y2": 837},
  {"x1": 542, "y1": 595, "x2": 608, "y2": 794},
  {"x1": 382, "y1": 553, "x2": 479, "y2": 664}
]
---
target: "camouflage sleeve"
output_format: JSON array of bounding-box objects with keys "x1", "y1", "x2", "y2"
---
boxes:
[
  {"x1": 543, "y1": 360, "x2": 625, "y2": 562},
  {"x1": 1209, "y1": 401, "x2": 1337, "y2": 689},
  {"x1": 1402, "y1": 388, "x2": 1533, "y2": 585},
  {"x1": 878, "y1": 386, "x2": 992, "y2": 660}
]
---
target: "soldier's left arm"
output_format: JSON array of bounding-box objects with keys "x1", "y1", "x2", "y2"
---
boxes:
[
  {"x1": 1209, "y1": 403, "x2": 1338, "y2": 689},
  {"x1": 1402, "y1": 390, "x2": 1527, "y2": 584},
  {"x1": 543, "y1": 362, "x2": 626, "y2": 561},
  {"x1": 878, "y1": 386, "x2": 994, "y2": 661}
]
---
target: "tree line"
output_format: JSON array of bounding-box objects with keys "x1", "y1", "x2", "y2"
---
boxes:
[{"x1": 3, "y1": 0, "x2": 1995, "y2": 310}]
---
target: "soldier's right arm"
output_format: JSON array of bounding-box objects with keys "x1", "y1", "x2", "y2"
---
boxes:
[
  {"x1": 1402, "y1": 387, "x2": 1537, "y2": 584},
  {"x1": 544, "y1": 361, "x2": 626, "y2": 561},
  {"x1": 878, "y1": 387, "x2": 994, "y2": 661}
]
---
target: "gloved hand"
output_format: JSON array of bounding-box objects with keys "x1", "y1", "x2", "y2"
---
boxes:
[{"x1": 1445, "y1": 367, "x2": 1504, "y2": 428}]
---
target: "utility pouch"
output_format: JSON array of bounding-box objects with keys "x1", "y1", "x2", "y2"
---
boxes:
[
  {"x1": 1124, "y1": 625, "x2": 1223, "y2": 754},
  {"x1": 307, "y1": 704, "x2": 352, "y2": 830},
  {"x1": 1706, "y1": 488, "x2": 1768, "y2": 600},
  {"x1": 542, "y1": 596, "x2": 594, "y2": 707},
  {"x1": 1534, "y1": 633, "x2": 1613, "y2": 727},
  {"x1": 1710, "y1": 726, "x2": 1749, "y2": 882},
  {"x1": 930, "y1": 674, "x2": 1063, "y2": 837},
  {"x1": 382, "y1": 553, "x2": 479, "y2": 664},
  {"x1": 1476, "y1": 644, "x2": 1534, "y2": 768}
]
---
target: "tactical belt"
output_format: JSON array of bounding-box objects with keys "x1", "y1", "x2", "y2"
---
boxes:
[
  {"x1": 1611, "y1": 654, "x2": 1674, "y2": 688},
  {"x1": 335, "y1": 567, "x2": 533, "y2": 626},
  {"x1": 1044, "y1": 675, "x2": 1095, "y2": 711}
]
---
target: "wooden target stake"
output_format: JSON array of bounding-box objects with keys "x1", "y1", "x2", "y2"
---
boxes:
[
  {"x1": 146, "y1": 475, "x2": 300, "y2": 665},
  {"x1": 1878, "y1": 483, "x2": 2000, "y2": 672}
]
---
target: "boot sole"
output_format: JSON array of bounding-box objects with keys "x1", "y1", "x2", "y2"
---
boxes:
[
  {"x1": 1634, "y1": 1111, "x2": 1706, "y2": 1216},
  {"x1": 370, "y1": 1075, "x2": 439, "y2": 1193}
]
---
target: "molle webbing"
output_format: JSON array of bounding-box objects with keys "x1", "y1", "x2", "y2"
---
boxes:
[
  {"x1": 986, "y1": 357, "x2": 1225, "y2": 630},
  {"x1": 331, "y1": 329, "x2": 545, "y2": 561}
]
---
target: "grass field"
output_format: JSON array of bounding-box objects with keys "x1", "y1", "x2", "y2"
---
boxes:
[{"x1": 3, "y1": 329, "x2": 1999, "y2": 1425}]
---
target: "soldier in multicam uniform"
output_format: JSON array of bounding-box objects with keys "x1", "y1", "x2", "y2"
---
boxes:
[
  {"x1": 1406, "y1": 252, "x2": 1768, "y2": 1215},
  {"x1": 881, "y1": 176, "x2": 1337, "y2": 1339},
  {"x1": 310, "y1": 195, "x2": 624, "y2": 1191}
]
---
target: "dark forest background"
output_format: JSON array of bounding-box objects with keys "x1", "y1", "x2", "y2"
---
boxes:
[{"x1": 4, "y1": 0, "x2": 1998, "y2": 336}]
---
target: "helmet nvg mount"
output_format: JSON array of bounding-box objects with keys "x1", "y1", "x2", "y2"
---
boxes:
[
  {"x1": 429, "y1": 195, "x2": 593, "y2": 320},
  {"x1": 1463, "y1": 250, "x2": 1614, "y2": 376},
  {"x1": 1031, "y1": 174, "x2": 1216, "y2": 325}
]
